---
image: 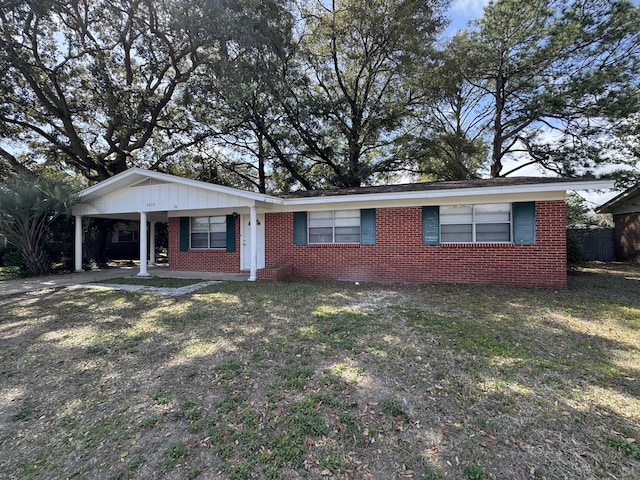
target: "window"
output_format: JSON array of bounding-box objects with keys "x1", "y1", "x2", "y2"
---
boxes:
[
  {"x1": 191, "y1": 216, "x2": 227, "y2": 249},
  {"x1": 117, "y1": 230, "x2": 137, "y2": 243},
  {"x1": 308, "y1": 210, "x2": 361, "y2": 244},
  {"x1": 440, "y1": 204, "x2": 511, "y2": 243}
]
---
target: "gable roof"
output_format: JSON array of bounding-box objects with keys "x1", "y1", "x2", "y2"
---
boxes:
[
  {"x1": 597, "y1": 184, "x2": 640, "y2": 214},
  {"x1": 77, "y1": 167, "x2": 281, "y2": 204}
]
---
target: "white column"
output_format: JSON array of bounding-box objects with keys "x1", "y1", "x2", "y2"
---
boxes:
[
  {"x1": 248, "y1": 206, "x2": 258, "y2": 281},
  {"x1": 74, "y1": 215, "x2": 83, "y2": 272},
  {"x1": 138, "y1": 212, "x2": 148, "y2": 276},
  {"x1": 149, "y1": 221, "x2": 156, "y2": 266}
]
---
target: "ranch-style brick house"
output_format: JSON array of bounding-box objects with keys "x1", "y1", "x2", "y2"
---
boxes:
[{"x1": 71, "y1": 168, "x2": 613, "y2": 288}]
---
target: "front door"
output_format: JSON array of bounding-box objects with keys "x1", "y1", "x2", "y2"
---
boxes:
[{"x1": 241, "y1": 213, "x2": 266, "y2": 270}]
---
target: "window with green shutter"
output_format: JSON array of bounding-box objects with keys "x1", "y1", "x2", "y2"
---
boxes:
[
  {"x1": 513, "y1": 202, "x2": 536, "y2": 244},
  {"x1": 179, "y1": 217, "x2": 189, "y2": 251},
  {"x1": 293, "y1": 209, "x2": 376, "y2": 245},
  {"x1": 422, "y1": 206, "x2": 440, "y2": 244},
  {"x1": 188, "y1": 215, "x2": 235, "y2": 250}
]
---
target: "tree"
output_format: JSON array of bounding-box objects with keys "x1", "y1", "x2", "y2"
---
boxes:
[
  {"x1": 416, "y1": 44, "x2": 490, "y2": 181},
  {"x1": 457, "y1": 0, "x2": 640, "y2": 178},
  {"x1": 0, "y1": 174, "x2": 78, "y2": 276},
  {"x1": 276, "y1": 0, "x2": 448, "y2": 188},
  {"x1": 190, "y1": 0, "x2": 296, "y2": 193},
  {"x1": 0, "y1": 0, "x2": 219, "y2": 182},
  {"x1": 219, "y1": 0, "x2": 445, "y2": 190}
]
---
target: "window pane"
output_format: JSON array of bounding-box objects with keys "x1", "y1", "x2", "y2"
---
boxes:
[
  {"x1": 476, "y1": 223, "x2": 511, "y2": 242},
  {"x1": 335, "y1": 226, "x2": 360, "y2": 243},
  {"x1": 210, "y1": 231, "x2": 226, "y2": 248},
  {"x1": 118, "y1": 230, "x2": 134, "y2": 242},
  {"x1": 475, "y1": 204, "x2": 511, "y2": 223},
  {"x1": 309, "y1": 227, "x2": 333, "y2": 243},
  {"x1": 191, "y1": 232, "x2": 208, "y2": 248},
  {"x1": 192, "y1": 217, "x2": 210, "y2": 232},
  {"x1": 334, "y1": 210, "x2": 360, "y2": 226},
  {"x1": 441, "y1": 205, "x2": 473, "y2": 224},
  {"x1": 209, "y1": 216, "x2": 226, "y2": 232},
  {"x1": 441, "y1": 224, "x2": 473, "y2": 242}
]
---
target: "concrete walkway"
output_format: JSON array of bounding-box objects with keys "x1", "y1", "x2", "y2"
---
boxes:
[{"x1": 0, "y1": 265, "x2": 248, "y2": 297}]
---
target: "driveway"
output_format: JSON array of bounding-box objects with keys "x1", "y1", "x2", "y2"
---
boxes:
[{"x1": 0, "y1": 265, "x2": 248, "y2": 297}]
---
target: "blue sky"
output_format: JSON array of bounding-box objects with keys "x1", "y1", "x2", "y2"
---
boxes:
[{"x1": 446, "y1": 0, "x2": 490, "y2": 34}]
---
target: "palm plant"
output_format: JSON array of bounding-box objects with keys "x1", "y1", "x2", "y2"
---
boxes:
[{"x1": 0, "y1": 174, "x2": 78, "y2": 276}]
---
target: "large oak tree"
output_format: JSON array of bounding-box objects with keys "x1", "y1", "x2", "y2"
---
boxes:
[{"x1": 0, "y1": 0, "x2": 225, "y2": 181}]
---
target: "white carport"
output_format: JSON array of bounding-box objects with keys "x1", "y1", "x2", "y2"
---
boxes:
[{"x1": 72, "y1": 168, "x2": 283, "y2": 280}]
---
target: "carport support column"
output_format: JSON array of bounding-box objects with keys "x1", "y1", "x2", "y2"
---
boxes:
[
  {"x1": 138, "y1": 212, "x2": 149, "y2": 277},
  {"x1": 248, "y1": 206, "x2": 257, "y2": 281},
  {"x1": 74, "y1": 215, "x2": 83, "y2": 272},
  {"x1": 149, "y1": 221, "x2": 156, "y2": 266}
]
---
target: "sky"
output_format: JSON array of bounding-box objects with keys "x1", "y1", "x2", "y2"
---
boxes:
[{"x1": 446, "y1": 0, "x2": 491, "y2": 34}]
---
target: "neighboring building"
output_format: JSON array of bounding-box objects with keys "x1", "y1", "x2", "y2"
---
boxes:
[
  {"x1": 105, "y1": 221, "x2": 140, "y2": 260},
  {"x1": 72, "y1": 168, "x2": 613, "y2": 288},
  {"x1": 597, "y1": 184, "x2": 640, "y2": 263}
]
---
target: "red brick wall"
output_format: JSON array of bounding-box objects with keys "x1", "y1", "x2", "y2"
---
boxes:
[
  {"x1": 614, "y1": 213, "x2": 640, "y2": 262},
  {"x1": 263, "y1": 201, "x2": 567, "y2": 288},
  {"x1": 166, "y1": 202, "x2": 567, "y2": 287},
  {"x1": 167, "y1": 217, "x2": 240, "y2": 272}
]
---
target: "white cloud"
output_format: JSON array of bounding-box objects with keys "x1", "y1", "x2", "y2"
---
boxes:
[{"x1": 450, "y1": 0, "x2": 491, "y2": 14}]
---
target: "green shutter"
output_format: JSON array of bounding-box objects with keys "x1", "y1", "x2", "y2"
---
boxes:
[
  {"x1": 422, "y1": 206, "x2": 440, "y2": 244},
  {"x1": 226, "y1": 214, "x2": 236, "y2": 252},
  {"x1": 179, "y1": 217, "x2": 189, "y2": 251},
  {"x1": 513, "y1": 202, "x2": 536, "y2": 244},
  {"x1": 360, "y1": 209, "x2": 376, "y2": 245},
  {"x1": 293, "y1": 211, "x2": 307, "y2": 245}
]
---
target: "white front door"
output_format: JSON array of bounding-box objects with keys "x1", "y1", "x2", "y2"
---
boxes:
[{"x1": 241, "y1": 213, "x2": 266, "y2": 271}]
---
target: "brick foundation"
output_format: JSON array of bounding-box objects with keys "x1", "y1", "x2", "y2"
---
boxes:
[{"x1": 257, "y1": 264, "x2": 294, "y2": 281}]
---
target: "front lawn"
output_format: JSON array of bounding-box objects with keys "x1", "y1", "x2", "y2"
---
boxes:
[{"x1": 0, "y1": 263, "x2": 638, "y2": 479}]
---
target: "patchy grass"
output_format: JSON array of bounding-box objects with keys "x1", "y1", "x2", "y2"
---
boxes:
[
  {"x1": 0, "y1": 262, "x2": 639, "y2": 479},
  {"x1": 98, "y1": 276, "x2": 205, "y2": 288}
]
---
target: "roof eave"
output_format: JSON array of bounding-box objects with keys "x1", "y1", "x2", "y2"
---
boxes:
[
  {"x1": 281, "y1": 179, "x2": 614, "y2": 206},
  {"x1": 596, "y1": 184, "x2": 640, "y2": 213}
]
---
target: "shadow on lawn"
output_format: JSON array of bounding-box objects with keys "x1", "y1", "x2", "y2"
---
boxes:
[{"x1": 0, "y1": 266, "x2": 638, "y2": 479}]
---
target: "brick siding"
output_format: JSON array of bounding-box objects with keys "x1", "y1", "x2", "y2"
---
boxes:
[
  {"x1": 263, "y1": 201, "x2": 567, "y2": 288},
  {"x1": 168, "y1": 217, "x2": 240, "y2": 272},
  {"x1": 613, "y1": 212, "x2": 640, "y2": 262},
  {"x1": 167, "y1": 201, "x2": 568, "y2": 288}
]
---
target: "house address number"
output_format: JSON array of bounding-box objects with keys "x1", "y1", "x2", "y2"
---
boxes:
[{"x1": 146, "y1": 202, "x2": 156, "y2": 207}]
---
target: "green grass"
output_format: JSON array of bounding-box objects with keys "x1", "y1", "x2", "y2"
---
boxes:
[
  {"x1": 1, "y1": 262, "x2": 639, "y2": 479},
  {"x1": 97, "y1": 276, "x2": 205, "y2": 288}
]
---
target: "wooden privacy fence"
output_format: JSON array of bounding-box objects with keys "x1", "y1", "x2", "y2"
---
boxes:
[{"x1": 568, "y1": 228, "x2": 615, "y2": 261}]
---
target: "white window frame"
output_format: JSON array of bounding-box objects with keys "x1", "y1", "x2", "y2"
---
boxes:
[
  {"x1": 308, "y1": 210, "x2": 361, "y2": 244},
  {"x1": 190, "y1": 216, "x2": 227, "y2": 249},
  {"x1": 440, "y1": 204, "x2": 512, "y2": 243}
]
